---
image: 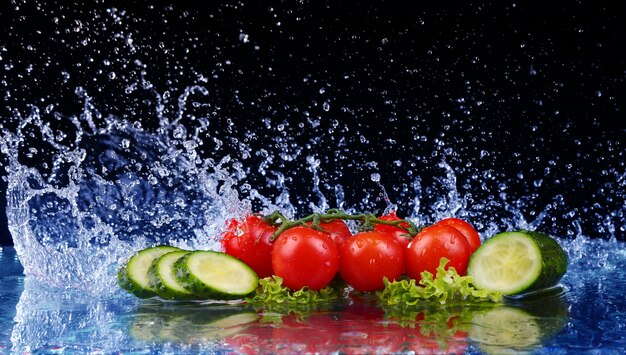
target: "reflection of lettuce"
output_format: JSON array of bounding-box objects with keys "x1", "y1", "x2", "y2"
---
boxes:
[
  {"x1": 383, "y1": 303, "x2": 494, "y2": 333},
  {"x1": 377, "y1": 258, "x2": 502, "y2": 305},
  {"x1": 246, "y1": 276, "x2": 339, "y2": 313}
]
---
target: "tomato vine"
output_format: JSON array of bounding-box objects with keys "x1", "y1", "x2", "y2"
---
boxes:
[{"x1": 262, "y1": 208, "x2": 421, "y2": 241}]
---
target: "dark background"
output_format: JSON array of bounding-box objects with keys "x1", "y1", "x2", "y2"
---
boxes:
[{"x1": 1, "y1": 1, "x2": 625, "y2": 246}]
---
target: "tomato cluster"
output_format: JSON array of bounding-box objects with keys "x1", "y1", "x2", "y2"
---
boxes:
[{"x1": 220, "y1": 212, "x2": 481, "y2": 292}]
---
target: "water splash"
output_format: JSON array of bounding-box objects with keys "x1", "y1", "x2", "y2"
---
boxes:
[
  {"x1": 1, "y1": 87, "x2": 249, "y2": 294},
  {"x1": 2, "y1": 88, "x2": 623, "y2": 294},
  {"x1": 1, "y1": 2, "x2": 625, "y2": 296}
]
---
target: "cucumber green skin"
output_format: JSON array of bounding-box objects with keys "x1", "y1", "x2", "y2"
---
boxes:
[
  {"x1": 516, "y1": 229, "x2": 567, "y2": 293},
  {"x1": 173, "y1": 251, "x2": 258, "y2": 300},
  {"x1": 147, "y1": 251, "x2": 198, "y2": 300},
  {"x1": 469, "y1": 229, "x2": 567, "y2": 295},
  {"x1": 118, "y1": 266, "x2": 156, "y2": 299},
  {"x1": 117, "y1": 245, "x2": 180, "y2": 298}
]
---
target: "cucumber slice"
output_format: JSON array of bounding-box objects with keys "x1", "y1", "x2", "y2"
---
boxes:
[
  {"x1": 118, "y1": 245, "x2": 180, "y2": 298},
  {"x1": 148, "y1": 250, "x2": 197, "y2": 300},
  {"x1": 467, "y1": 230, "x2": 567, "y2": 296},
  {"x1": 174, "y1": 250, "x2": 259, "y2": 300}
]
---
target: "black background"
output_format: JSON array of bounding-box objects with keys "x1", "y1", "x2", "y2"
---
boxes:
[{"x1": 1, "y1": 1, "x2": 625, "y2": 246}]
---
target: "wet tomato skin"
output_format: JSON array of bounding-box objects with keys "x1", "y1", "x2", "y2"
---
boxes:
[
  {"x1": 372, "y1": 211, "x2": 411, "y2": 248},
  {"x1": 307, "y1": 219, "x2": 353, "y2": 248},
  {"x1": 339, "y1": 231, "x2": 405, "y2": 292},
  {"x1": 221, "y1": 214, "x2": 278, "y2": 278},
  {"x1": 272, "y1": 226, "x2": 339, "y2": 291},
  {"x1": 406, "y1": 224, "x2": 471, "y2": 281},
  {"x1": 434, "y1": 217, "x2": 481, "y2": 253}
]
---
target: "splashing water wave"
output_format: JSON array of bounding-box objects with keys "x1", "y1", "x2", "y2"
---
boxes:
[
  {"x1": 1, "y1": 87, "x2": 258, "y2": 294},
  {"x1": 0, "y1": 83, "x2": 622, "y2": 295}
]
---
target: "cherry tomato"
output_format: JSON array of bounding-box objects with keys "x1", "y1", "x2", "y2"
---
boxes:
[
  {"x1": 272, "y1": 226, "x2": 339, "y2": 291},
  {"x1": 220, "y1": 214, "x2": 278, "y2": 278},
  {"x1": 434, "y1": 217, "x2": 481, "y2": 253},
  {"x1": 339, "y1": 231, "x2": 405, "y2": 292},
  {"x1": 405, "y1": 224, "x2": 471, "y2": 281},
  {"x1": 372, "y1": 211, "x2": 411, "y2": 247},
  {"x1": 306, "y1": 219, "x2": 352, "y2": 247}
]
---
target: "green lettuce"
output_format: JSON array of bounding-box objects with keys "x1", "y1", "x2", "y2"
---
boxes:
[
  {"x1": 246, "y1": 275, "x2": 340, "y2": 313},
  {"x1": 377, "y1": 258, "x2": 502, "y2": 305}
]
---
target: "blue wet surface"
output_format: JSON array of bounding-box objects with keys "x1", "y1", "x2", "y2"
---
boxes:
[{"x1": 0, "y1": 247, "x2": 24, "y2": 352}]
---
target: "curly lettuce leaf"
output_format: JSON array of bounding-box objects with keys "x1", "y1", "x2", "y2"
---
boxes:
[
  {"x1": 246, "y1": 275, "x2": 339, "y2": 312},
  {"x1": 377, "y1": 258, "x2": 502, "y2": 305}
]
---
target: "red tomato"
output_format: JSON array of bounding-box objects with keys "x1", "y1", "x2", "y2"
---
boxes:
[
  {"x1": 434, "y1": 217, "x2": 481, "y2": 253},
  {"x1": 405, "y1": 224, "x2": 471, "y2": 281},
  {"x1": 372, "y1": 210, "x2": 411, "y2": 247},
  {"x1": 272, "y1": 226, "x2": 339, "y2": 291},
  {"x1": 307, "y1": 219, "x2": 352, "y2": 247},
  {"x1": 339, "y1": 231, "x2": 405, "y2": 292},
  {"x1": 220, "y1": 214, "x2": 278, "y2": 278}
]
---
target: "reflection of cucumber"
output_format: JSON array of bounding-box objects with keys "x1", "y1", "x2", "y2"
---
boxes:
[
  {"x1": 186, "y1": 313, "x2": 259, "y2": 343},
  {"x1": 118, "y1": 245, "x2": 181, "y2": 298},
  {"x1": 470, "y1": 306, "x2": 541, "y2": 354},
  {"x1": 129, "y1": 305, "x2": 258, "y2": 344},
  {"x1": 148, "y1": 250, "x2": 196, "y2": 300},
  {"x1": 174, "y1": 250, "x2": 259, "y2": 300},
  {"x1": 467, "y1": 230, "x2": 567, "y2": 295}
]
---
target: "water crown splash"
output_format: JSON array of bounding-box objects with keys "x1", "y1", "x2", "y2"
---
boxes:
[{"x1": 1, "y1": 86, "x2": 253, "y2": 294}]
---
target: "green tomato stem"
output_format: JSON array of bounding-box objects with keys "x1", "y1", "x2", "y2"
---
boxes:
[{"x1": 266, "y1": 209, "x2": 421, "y2": 241}]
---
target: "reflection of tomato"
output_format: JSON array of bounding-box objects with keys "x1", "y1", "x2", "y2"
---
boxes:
[
  {"x1": 272, "y1": 226, "x2": 339, "y2": 290},
  {"x1": 271, "y1": 312, "x2": 342, "y2": 353},
  {"x1": 307, "y1": 219, "x2": 353, "y2": 247},
  {"x1": 339, "y1": 231, "x2": 405, "y2": 292},
  {"x1": 343, "y1": 294, "x2": 385, "y2": 321},
  {"x1": 220, "y1": 214, "x2": 278, "y2": 278},
  {"x1": 224, "y1": 323, "x2": 274, "y2": 355},
  {"x1": 400, "y1": 326, "x2": 468, "y2": 354},
  {"x1": 372, "y1": 210, "x2": 412, "y2": 247},
  {"x1": 435, "y1": 217, "x2": 481, "y2": 252},
  {"x1": 406, "y1": 224, "x2": 471, "y2": 280},
  {"x1": 224, "y1": 306, "x2": 469, "y2": 354},
  {"x1": 385, "y1": 312, "x2": 469, "y2": 354}
]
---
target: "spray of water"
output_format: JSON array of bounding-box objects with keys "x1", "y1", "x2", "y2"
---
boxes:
[
  {"x1": 1, "y1": 3, "x2": 624, "y2": 297},
  {"x1": 0, "y1": 87, "x2": 600, "y2": 295}
]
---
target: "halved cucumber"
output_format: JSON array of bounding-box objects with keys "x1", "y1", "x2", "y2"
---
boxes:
[
  {"x1": 174, "y1": 250, "x2": 259, "y2": 300},
  {"x1": 118, "y1": 245, "x2": 180, "y2": 298},
  {"x1": 148, "y1": 250, "x2": 197, "y2": 300},
  {"x1": 467, "y1": 229, "x2": 567, "y2": 296}
]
